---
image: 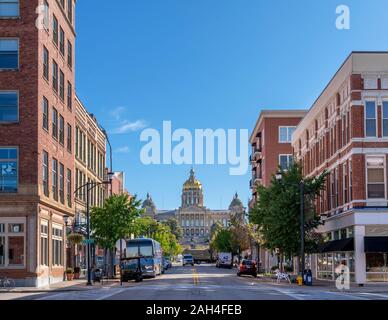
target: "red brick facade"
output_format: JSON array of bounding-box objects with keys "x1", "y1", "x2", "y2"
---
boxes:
[
  {"x1": 0, "y1": 0, "x2": 77, "y2": 286},
  {"x1": 249, "y1": 111, "x2": 307, "y2": 207}
]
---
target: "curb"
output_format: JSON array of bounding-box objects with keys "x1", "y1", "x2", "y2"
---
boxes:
[{"x1": 1, "y1": 281, "x2": 120, "y2": 294}]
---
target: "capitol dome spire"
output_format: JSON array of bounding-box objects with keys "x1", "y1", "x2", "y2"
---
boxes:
[{"x1": 181, "y1": 168, "x2": 204, "y2": 208}]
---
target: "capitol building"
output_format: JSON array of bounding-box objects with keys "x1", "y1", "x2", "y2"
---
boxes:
[{"x1": 142, "y1": 169, "x2": 245, "y2": 247}]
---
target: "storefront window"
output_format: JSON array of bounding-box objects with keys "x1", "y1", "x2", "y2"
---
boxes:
[
  {"x1": 366, "y1": 253, "x2": 388, "y2": 282},
  {"x1": 0, "y1": 220, "x2": 25, "y2": 267},
  {"x1": 0, "y1": 236, "x2": 4, "y2": 266},
  {"x1": 8, "y1": 236, "x2": 24, "y2": 265}
]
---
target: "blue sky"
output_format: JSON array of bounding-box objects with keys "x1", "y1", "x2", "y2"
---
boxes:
[{"x1": 74, "y1": 0, "x2": 388, "y2": 210}]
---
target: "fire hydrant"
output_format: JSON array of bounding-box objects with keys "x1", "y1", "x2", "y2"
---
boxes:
[{"x1": 297, "y1": 275, "x2": 303, "y2": 286}]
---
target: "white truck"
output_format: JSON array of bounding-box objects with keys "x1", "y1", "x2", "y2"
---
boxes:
[{"x1": 216, "y1": 252, "x2": 233, "y2": 269}]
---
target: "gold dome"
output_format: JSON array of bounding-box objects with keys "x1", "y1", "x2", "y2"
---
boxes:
[{"x1": 183, "y1": 168, "x2": 202, "y2": 190}]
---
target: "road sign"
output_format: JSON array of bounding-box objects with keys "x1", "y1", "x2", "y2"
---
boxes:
[{"x1": 82, "y1": 239, "x2": 95, "y2": 244}]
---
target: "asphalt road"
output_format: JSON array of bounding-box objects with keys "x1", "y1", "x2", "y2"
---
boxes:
[{"x1": 6, "y1": 264, "x2": 388, "y2": 300}]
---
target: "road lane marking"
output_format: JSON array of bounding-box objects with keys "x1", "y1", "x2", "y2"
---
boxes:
[
  {"x1": 192, "y1": 268, "x2": 200, "y2": 285},
  {"x1": 96, "y1": 288, "x2": 127, "y2": 300},
  {"x1": 357, "y1": 292, "x2": 388, "y2": 299}
]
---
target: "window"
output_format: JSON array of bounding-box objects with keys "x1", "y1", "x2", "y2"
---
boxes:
[
  {"x1": 383, "y1": 102, "x2": 388, "y2": 137},
  {"x1": 365, "y1": 101, "x2": 377, "y2": 137},
  {"x1": 42, "y1": 96, "x2": 48, "y2": 130},
  {"x1": 67, "y1": 81, "x2": 72, "y2": 109},
  {"x1": 343, "y1": 163, "x2": 348, "y2": 204},
  {"x1": 67, "y1": 169, "x2": 72, "y2": 207},
  {"x1": 75, "y1": 127, "x2": 79, "y2": 158},
  {"x1": 0, "y1": 0, "x2": 19, "y2": 17},
  {"x1": 40, "y1": 220, "x2": 48, "y2": 266},
  {"x1": 279, "y1": 154, "x2": 293, "y2": 170},
  {"x1": 349, "y1": 160, "x2": 353, "y2": 202},
  {"x1": 0, "y1": 220, "x2": 25, "y2": 267},
  {"x1": 367, "y1": 156, "x2": 385, "y2": 199},
  {"x1": 67, "y1": 41, "x2": 72, "y2": 68},
  {"x1": 52, "y1": 15, "x2": 58, "y2": 45},
  {"x1": 279, "y1": 126, "x2": 296, "y2": 143},
  {"x1": 59, "y1": 70, "x2": 64, "y2": 100},
  {"x1": 52, "y1": 158, "x2": 58, "y2": 201},
  {"x1": 59, "y1": 163, "x2": 64, "y2": 204},
  {"x1": 67, "y1": 0, "x2": 73, "y2": 23},
  {"x1": 60, "y1": 0, "x2": 65, "y2": 8},
  {"x1": 52, "y1": 60, "x2": 58, "y2": 92},
  {"x1": 0, "y1": 39, "x2": 18, "y2": 69},
  {"x1": 42, "y1": 150, "x2": 49, "y2": 197},
  {"x1": 59, "y1": 115, "x2": 64, "y2": 144},
  {"x1": 52, "y1": 225, "x2": 63, "y2": 266},
  {"x1": 43, "y1": 1, "x2": 49, "y2": 30},
  {"x1": 52, "y1": 107, "x2": 58, "y2": 139},
  {"x1": 0, "y1": 148, "x2": 17, "y2": 193},
  {"x1": 59, "y1": 27, "x2": 65, "y2": 55},
  {"x1": 67, "y1": 123, "x2": 72, "y2": 153},
  {"x1": 43, "y1": 46, "x2": 49, "y2": 80},
  {"x1": 0, "y1": 91, "x2": 17, "y2": 122}
]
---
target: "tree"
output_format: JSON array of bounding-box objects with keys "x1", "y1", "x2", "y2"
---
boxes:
[
  {"x1": 162, "y1": 218, "x2": 183, "y2": 240},
  {"x1": 90, "y1": 194, "x2": 143, "y2": 277},
  {"x1": 211, "y1": 229, "x2": 234, "y2": 253},
  {"x1": 133, "y1": 217, "x2": 183, "y2": 257},
  {"x1": 249, "y1": 162, "x2": 328, "y2": 271}
]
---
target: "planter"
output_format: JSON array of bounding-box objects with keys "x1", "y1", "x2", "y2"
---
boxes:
[
  {"x1": 66, "y1": 273, "x2": 74, "y2": 281},
  {"x1": 73, "y1": 273, "x2": 80, "y2": 279}
]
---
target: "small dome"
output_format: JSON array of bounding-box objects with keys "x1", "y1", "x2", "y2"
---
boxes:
[
  {"x1": 229, "y1": 192, "x2": 243, "y2": 209},
  {"x1": 183, "y1": 168, "x2": 202, "y2": 190},
  {"x1": 142, "y1": 193, "x2": 155, "y2": 208}
]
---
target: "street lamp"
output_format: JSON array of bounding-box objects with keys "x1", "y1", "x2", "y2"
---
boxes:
[
  {"x1": 275, "y1": 171, "x2": 305, "y2": 277},
  {"x1": 63, "y1": 215, "x2": 70, "y2": 279},
  {"x1": 74, "y1": 175, "x2": 113, "y2": 286}
]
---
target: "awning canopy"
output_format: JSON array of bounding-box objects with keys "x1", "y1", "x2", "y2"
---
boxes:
[
  {"x1": 364, "y1": 237, "x2": 388, "y2": 253},
  {"x1": 317, "y1": 238, "x2": 354, "y2": 253}
]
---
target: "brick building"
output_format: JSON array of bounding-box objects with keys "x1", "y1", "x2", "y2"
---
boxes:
[
  {"x1": 0, "y1": 1, "x2": 109, "y2": 287},
  {"x1": 71, "y1": 95, "x2": 107, "y2": 270},
  {"x1": 249, "y1": 110, "x2": 306, "y2": 270},
  {"x1": 0, "y1": 0, "x2": 77, "y2": 287},
  {"x1": 293, "y1": 52, "x2": 388, "y2": 284}
]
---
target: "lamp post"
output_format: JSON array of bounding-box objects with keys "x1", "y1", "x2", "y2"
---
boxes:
[
  {"x1": 63, "y1": 215, "x2": 70, "y2": 280},
  {"x1": 74, "y1": 173, "x2": 114, "y2": 286},
  {"x1": 275, "y1": 172, "x2": 305, "y2": 277}
]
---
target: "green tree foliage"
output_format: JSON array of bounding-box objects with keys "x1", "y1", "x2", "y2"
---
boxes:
[
  {"x1": 162, "y1": 218, "x2": 183, "y2": 240},
  {"x1": 249, "y1": 162, "x2": 328, "y2": 262},
  {"x1": 90, "y1": 194, "x2": 143, "y2": 250},
  {"x1": 133, "y1": 216, "x2": 182, "y2": 257},
  {"x1": 211, "y1": 229, "x2": 234, "y2": 253}
]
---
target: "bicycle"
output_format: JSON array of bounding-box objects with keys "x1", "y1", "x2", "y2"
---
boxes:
[{"x1": 0, "y1": 276, "x2": 16, "y2": 291}]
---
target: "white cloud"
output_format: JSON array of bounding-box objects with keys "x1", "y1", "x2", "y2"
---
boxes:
[
  {"x1": 110, "y1": 107, "x2": 126, "y2": 121},
  {"x1": 115, "y1": 146, "x2": 130, "y2": 154},
  {"x1": 112, "y1": 120, "x2": 147, "y2": 134}
]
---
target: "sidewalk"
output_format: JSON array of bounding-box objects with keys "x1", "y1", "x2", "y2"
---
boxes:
[
  {"x1": 256, "y1": 274, "x2": 388, "y2": 293},
  {"x1": 1, "y1": 278, "x2": 120, "y2": 294}
]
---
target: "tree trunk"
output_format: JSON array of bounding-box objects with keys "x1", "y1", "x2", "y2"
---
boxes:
[{"x1": 280, "y1": 253, "x2": 284, "y2": 272}]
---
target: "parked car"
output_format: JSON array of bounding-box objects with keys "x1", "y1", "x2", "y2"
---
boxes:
[
  {"x1": 165, "y1": 257, "x2": 172, "y2": 269},
  {"x1": 237, "y1": 259, "x2": 257, "y2": 278},
  {"x1": 162, "y1": 257, "x2": 169, "y2": 273},
  {"x1": 183, "y1": 254, "x2": 194, "y2": 266},
  {"x1": 216, "y1": 252, "x2": 233, "y2": 269}
]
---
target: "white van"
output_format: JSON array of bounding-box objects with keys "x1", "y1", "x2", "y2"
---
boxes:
[{"x1": 216, "y1": 252, "x2": 233, "y2": 268}]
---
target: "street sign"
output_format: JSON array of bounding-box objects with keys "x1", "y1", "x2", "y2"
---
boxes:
[{"x1": 82, "y1": 239, "x2": 95, "y2": 244}]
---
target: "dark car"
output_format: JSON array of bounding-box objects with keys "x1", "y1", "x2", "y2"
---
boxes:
[
  {"x1": 165, "y1": 257, "x2": 172, "y2": 269},
  {"x1": 237, "y1": 260, "x2": 257, "y2": 278}
]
